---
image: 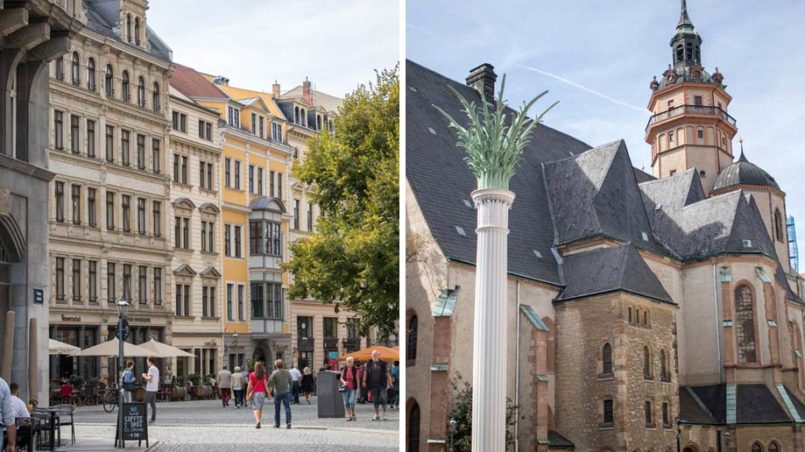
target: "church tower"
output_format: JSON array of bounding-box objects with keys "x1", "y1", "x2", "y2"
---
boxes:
[{"x1": 645, "y1": 0, "x2": 737, "y2": 193}]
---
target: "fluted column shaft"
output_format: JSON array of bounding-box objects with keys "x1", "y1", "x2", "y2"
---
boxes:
[{"x1": 471, "y1": 188, "x2": 514, "y2": 452}]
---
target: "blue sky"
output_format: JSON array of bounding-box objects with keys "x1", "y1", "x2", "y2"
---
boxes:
[
  {"x1": 408, "y1": 0, "x2": 805, "y2": 269},
  {"x1": 147, "y1": 0, "x2": 399, "y2": 98}
]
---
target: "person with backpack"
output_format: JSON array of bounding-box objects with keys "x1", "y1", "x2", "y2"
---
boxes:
[
  {"x1": 363, "y1": 350, "x2": 393, "y2": 421},
  {"x1": 121, "y1": 361, "x2": 136, "y2": 403},
  {"x1": 246, "y1": 362, "x2": 268, "y2": 429}
]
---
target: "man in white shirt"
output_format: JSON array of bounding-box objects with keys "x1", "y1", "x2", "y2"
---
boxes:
[
  {"x1": 8, "y1": 383, "x2": 31, "y2": 452},
  {"x1": 218, "y1": 366, "x2": 232, "y2": 408},
  {"x1": 289, "y1": 365, "x2": 302, "y2": 404},
  {"x1": 142, "y1": 357, "x2": 160, "y2": 424},
  {"x1": 0, "y1": 378, "x2": 15, "y2": 452}
]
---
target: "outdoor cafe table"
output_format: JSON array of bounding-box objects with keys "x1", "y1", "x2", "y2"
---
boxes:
[{"x1": 33, "y1": 406, "x2": 61, "y2": 451}]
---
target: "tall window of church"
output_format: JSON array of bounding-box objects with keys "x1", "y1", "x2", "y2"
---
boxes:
[
  {"x1": 735, "y1": 285, "x2": 757, "y2": 363},
  {"x1": 751, "y1": 442, "x2": 763, "y2": 452},
  {"x1": 152, "y1": 83, "x2": 160, "y2": 112},
  {"x1": 137, "y1": 76, "x2": 146, "y2": 107},
  {"x1": 662, "y1": 402, "x2": 670, "y2": 428},
  {"x1": 407, "y1": 402, "x2": 420, "y2": 452},
  {"x1": 774, "y1": 209, "x2": 785, "y2": 242},
  {"x1": 105, "y1": 65, "x2": 113, "y2": 97},
  {"x1": 676, "y1": 45, "x2": 683, "y2": 63},
  {"x1": 602, "y1": 399, "x2": 614, "y2": 425},
  {"x1": 660, "y1": 349, "x2": 669, "y2": 381},
  {"x1": 122, "y1": 71, "x2": 130, "y2": 102},
  {"x1": 643, "y1": 346, "x2": 652, "y2": 379},
  {"x1": 769, "y1": 441, "x2": 780, "y2": 452},
  {"x1": 87, "y1": 58, "x2": 96, "y2": 91},
  {"x1": 406, "y1": 315, "x2": 417, "y2": 367},
  {"x1": 644, "y1": 400, "x2": 653, "y2": 427},
  {"x1": 71, "y1": 52, "x2": 80, "y2": 86},
  {"x1": 602, "y1": 343, "x2": 613, "y2": 376}
]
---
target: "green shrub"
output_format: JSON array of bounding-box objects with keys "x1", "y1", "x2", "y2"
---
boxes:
[{"x1": 446, "y1": 372, "x2": 516, "y2": 451}]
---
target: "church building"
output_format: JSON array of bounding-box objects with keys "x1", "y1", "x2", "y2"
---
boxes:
[{"x1": 405, "y1": 2, "x2": 805, "y2": 451}]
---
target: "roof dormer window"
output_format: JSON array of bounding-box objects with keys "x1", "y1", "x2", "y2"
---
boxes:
[
  {"x1": 227, "y1": 106, "x2": 240, "y2": 128},
  {"x1": 126, "y1": 14, "x2": 132, "y2": 43},
  {"x1": 134, "y1": 17, "x2": 141, "y2": 46}
]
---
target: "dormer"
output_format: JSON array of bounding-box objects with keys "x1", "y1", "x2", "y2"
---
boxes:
[{"x1": 119, "y1": 0, "x2": 151, "y2": 51}]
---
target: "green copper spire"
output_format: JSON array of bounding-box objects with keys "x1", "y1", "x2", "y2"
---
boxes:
[
  {"x1": 433, "y1": 76, "x2": 557, "y2": 190},
  {"x1": 678, "y1": 0, "x2": 694, "y2": 30}
]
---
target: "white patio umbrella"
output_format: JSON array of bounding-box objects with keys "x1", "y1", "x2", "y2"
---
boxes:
[
  {"x1": 137, "y1": 339, "x2": 194, "y2": 358},
  {"x1": 79, "y1": 338, "x2": 152, "y2": 357},
  {"x1": 48, "y1": 338, "x2": 81, "y2": 356}
]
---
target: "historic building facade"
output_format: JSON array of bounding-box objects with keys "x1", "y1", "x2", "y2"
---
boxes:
[
  {"x1": 0, "y1": 0, "x2": 79, "y2": 404},
  {"x1": 405, "y1": 2, "x2": 805, "y2": 451},
  {"x1": 166, "y1": 85, "x2": 223, "y2": 380},
  {"x1": 47, "y1": 0, "x2": 174, "y2": 380}
]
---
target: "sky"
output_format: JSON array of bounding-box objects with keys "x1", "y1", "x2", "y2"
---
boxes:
[
  {"x1": 147, "y1": 0, "x2": 399, "y2": 98},
  {"x1": 408, "y1": 0, "x2": 805, "y2": 270}
]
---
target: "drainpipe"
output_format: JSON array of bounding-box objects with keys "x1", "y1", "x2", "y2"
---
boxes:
[
  {"x1": 514, "y1": 279, "x2": 521, "y2": 452},
  {"x1": 714, "y1": 263, "x2": 723, "y2": 380}
]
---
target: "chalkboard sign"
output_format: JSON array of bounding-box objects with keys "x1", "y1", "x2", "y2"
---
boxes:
[{"x1": 115, "y1": 402, "x2": 149, "y2": 447}]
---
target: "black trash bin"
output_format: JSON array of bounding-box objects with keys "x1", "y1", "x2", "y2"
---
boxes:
[{"x1": 316, "y1": 371, "x2": 346, "y2": 418}]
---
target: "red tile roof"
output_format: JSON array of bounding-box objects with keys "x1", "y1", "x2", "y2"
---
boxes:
[{"x1": 171, "y1": 63, "x2": 229, "y2": 100}]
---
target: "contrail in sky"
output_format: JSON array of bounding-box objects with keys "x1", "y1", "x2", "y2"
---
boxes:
[{"x1": 517, "y1": 64, "x2": 645, "y2": 112}]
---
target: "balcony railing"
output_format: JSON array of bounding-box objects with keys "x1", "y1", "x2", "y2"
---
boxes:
[
  {"x1": 323, "y1": 338, "x2": 339, "y2": 350},
  {"x1": 297, "y1": 337, "x2": 314, "y2": 351},
  {"x1": 645, "y1": 104, "x2": 737, "y2": 131},
  {"x1": 343, "y1": 337, "x2": 361, "y2": 352}
]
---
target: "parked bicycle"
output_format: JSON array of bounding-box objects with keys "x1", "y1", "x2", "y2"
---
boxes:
[{"x1": 102, "y1": 387, "x2": 119, "y2": 413}]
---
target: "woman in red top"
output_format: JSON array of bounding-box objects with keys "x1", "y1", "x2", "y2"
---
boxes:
[
  {"x1": 247, "y1": 362, "x2": 269, "y2": 428},
  {"x1": 340, "y1": 357, "x2": 358, "y2": 421}
]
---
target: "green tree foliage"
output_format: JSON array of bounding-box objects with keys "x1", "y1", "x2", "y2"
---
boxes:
[
  {"x1": 447, "y1": 372, "x2": 517, "y2": 451},
  {"x1": 284, "y1": 66, "x2": 399, "y2": 338}
]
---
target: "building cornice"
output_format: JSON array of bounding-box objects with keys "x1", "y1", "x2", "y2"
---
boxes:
[{"x1": 0, "y1": 153, "x2": 54, "y2": 182}]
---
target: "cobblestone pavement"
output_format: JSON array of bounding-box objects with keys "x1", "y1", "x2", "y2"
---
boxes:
[{"x1": 73, "y1": 398, "x2": 398, "y2": 450}]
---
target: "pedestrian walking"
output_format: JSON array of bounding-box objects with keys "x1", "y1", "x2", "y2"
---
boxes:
[
  {"x1": 246, "y1": 362, "x2": 268, "y2": 429},
  {"x1": 301, "y1": 367, "x2": 314, "y2": 404},
  {"x1": 340, "y1": 357, "x2": 358, "y2": 421},
  {"x1": 218, "y1": 365, "x2": 232, "y2": 407},
  {"x1": 240, "y1": 366, "x2": 250, "y2": 408},
  {"x1": 232, "y1": 366, "x2": 244, "y2": 408},
  {"x1": 390, "y1": 360, "x2": 400, "y2": 408},
  {"x1": 142, "y1": 357, "x2": 160, "y2": 424},
  {"x1": 0, "y1": 377, "x2": 16, "y2": 452},
  {"x1": 268, "y1": 359, "x2": 293, "y2": 429},
  {"x1": 356, "y1": 362, "x2": 366, "y2": 403},
  {"x1": 363, "y1": 350, "x2": 392, "y2": 421},
  {"x1": 289, "y1": 364, "x2": 302, "y2": 404},
  {"x1": 120, "y1": 360, "x2": 136, "y2": 403}
]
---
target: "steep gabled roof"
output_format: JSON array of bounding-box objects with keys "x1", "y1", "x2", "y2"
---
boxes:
[
  {"x1": 556, "y1": 244, "x2": 674, "y2": 304},
  {"x1": 682, "y1": 384, "x2": 792, "y2": 425},
  {"x1": 406, "y1": 59, "x2": 591, "y2": 285},
  {"x1": 543, "y1": 140, "x2": 662, "y2": 254}
]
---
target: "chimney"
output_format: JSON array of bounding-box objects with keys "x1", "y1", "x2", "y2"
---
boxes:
[
  {"x1": 302, "y1": 77, "x2": 312, "y2": 104},
  {"x1": 466, "y1": 63, "x2": 497, "y2": 101},
  {"x1": 272, "y1": 80, "x2": 281, "y2": 98}
]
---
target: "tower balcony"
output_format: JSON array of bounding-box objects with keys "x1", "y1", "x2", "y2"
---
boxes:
[{"x1": 645, "y1": 104, "x2": 737, "y2": 132}]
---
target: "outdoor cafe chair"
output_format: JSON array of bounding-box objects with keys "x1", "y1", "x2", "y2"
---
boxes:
[{"x1": 52, "y1": 404, "x2": 75, "y2": 445}]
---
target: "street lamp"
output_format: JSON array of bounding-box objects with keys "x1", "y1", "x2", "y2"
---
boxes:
[
  {"x1": 449, "y1": 417, "x2": 457, "y2": 451},
  {"x1": 116, "y1": 299, "x2": 129, "y2": 449}
]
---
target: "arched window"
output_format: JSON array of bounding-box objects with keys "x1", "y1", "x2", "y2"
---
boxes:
[
  {"x1": 121, "y1": 71, "x2": 130, "y2": 103},
  {"x1": 105, "y1": 65, "x2": 114, "y2": 97},
  {"x1": 55, "y1": 56, "x2": 64, "y2": 80},
  {"x1": 735, "y1": 285, "x2": 757, "y2": 363},
  {"x1": 774, "y1": 209, "x2": 785, "y2": 242},
  {"x1": 71, "y1": 51, "x2": 80, "y2": 85},
  {"x1": 87, "y1": 57, "x2": 96, "y2": 91},
  {"x1": 134, "y1": 17, "x2": 140, "y2": 45},
  {"x1": 751, "y1": 442, "x2": 763, "y2": 452},
  {"x1": 294, "y1": 106, "x2": 299, "y2": 124},
  {"x1": 602, "y1": 343, "x2": 613, "y2": 375},
  {"x1": 406, "y1": 315, "x2": 417, "y2": 367},
  {"x1": 768, "y1": 441, "x2": 780, "y2": 452},
  {"x1": 660, "y1": 349, "x2": 669, "y2": 381},
  {"x1": 407, "y1": 402, "x2": 420, "y2": 452},
  {"x1": 137, "y1": 76, "x2": 146, "y2": 107},
  {"x1": 152, "y1": 82, "x2": 161, "y2": 112},
  {"x1": 643, "y1": 346, "x2": 652, "y2": 379},
  {"x1": 126, "y1": 14, "x2": 132, "y2": 43}
]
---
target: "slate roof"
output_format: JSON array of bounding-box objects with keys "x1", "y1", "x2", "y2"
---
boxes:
[
  {"x1": 547, "y1": 430, "x2": 574, "y2": 449},
  {"x1": 406, "y1": 59, "x2": 590, "y2": 285},
  {"x1": 714, "y1": 150, "x2": 780, "y2": 191},
  {"x1": 407, "y1": 59, "x2": 799, "y2": 301},
  {"x1": 556, "y1": 244, "x2": 674, "y2": 304},
  {"x1": 84, "y1": 0, "x2": 172, "y2": 61},
  {"x1": 681, "y1": 384, "x2": 794, "y2": 425}
]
